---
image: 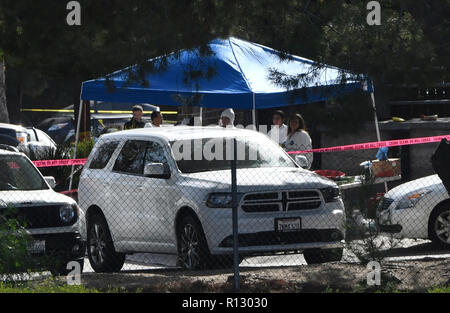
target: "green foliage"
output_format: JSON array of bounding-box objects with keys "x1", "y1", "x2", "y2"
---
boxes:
[
  {"x1": 0, "y1": 206, "x2": 37, "y2": 279},
  {"x1": 75, "y1": 138, "x2": 95, "y2": 159}
]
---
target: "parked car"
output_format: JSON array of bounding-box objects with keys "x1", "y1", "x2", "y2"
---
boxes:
[
  {"x1": 0, "y1": 123, "x2": 57, "y2": 160},
  {"x1": 377, "y1": 174, "x2": 450, "y2": 247},
  {"x1": 26, "y1": 127, "x2": 57, "y2": 160},
  {"x1": 79, "y1": 126, "x2": 345, "y2": 272},
  {"x1": 0, "y1": 122, "x2": 29, "y2": 145},
  {"x1": 0, "y1": 146, "x2": 86, "y2": 274}
]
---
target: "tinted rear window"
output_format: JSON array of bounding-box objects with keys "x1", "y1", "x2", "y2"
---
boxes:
[
  {"x1": 89, "y1": 141, "x2": 119, "y2": 169},
  {"x1": 0, "y1": 128, "x2": 16, "y2": 138}
]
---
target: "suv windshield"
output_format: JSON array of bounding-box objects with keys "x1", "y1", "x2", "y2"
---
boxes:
[
  {"x1": 171, "y1": 136, "x2": 297, "y2": 174},
  {"x1": 0, "y1": 155, "x2": 48, "y2": 191}
]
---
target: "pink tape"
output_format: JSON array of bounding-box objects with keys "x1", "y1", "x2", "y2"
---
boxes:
[
  {"x1": 33, "y1": 158, "x2": 87, "y2": 167},
  {"x1": 287, "y1": 134, "x2": 450, "y2": 154}
]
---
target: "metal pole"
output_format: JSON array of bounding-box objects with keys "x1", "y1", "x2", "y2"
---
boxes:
[
  {"x1": 231, "y1": 137, "x2": 239, "y2": 291},
  {"x1": 252, "y1": 93, "x2": 256, "y2": 127},
  {"x1": 69, "y1": 99, "x2": 84, "y2": 191},
  {"x1": 370, "y1": 82, "x2": 388, "y2": 192},
  {"x1": 199, "y1": 105, "x2": 203, "y2": 126}
]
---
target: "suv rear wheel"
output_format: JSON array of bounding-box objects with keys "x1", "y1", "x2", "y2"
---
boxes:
[{"x1": 87, "y1": 214, "x2": 125, "y2": 273}]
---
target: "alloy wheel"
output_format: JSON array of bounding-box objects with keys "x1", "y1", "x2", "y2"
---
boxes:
[{"x1": 434, "y1": 209, "x2": 450, "y2": 244}]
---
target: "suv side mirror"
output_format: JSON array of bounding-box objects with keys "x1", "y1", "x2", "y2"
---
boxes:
[
  {"x1": 144, "y1": 162, "x2": 170, "y2": 179},
  {"x1": 294, "y1": 155, "x2": 309, "y2": 169},
  {"x1": 44, "y1": 176, "x2": 56, "y2": 188}
]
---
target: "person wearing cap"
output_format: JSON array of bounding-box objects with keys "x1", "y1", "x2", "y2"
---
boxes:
[
  {"x1": 151, "y1": 111, "x2": 163, "y2": 127},
  {"x1": 124, "y1": 105, "x2": 146, "y2": 130},
  {"x1": 219, "y1": 108, "x2": 235, "y2": 128},
  {"x1": 268, "y1": 110, "x2": 288, "y2": 145}
]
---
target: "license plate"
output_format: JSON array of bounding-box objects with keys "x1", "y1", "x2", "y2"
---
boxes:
[
  {"x1": 276, "y1": 218, "x2": 302, "y2": 232},
  {"x1": 28, "y1": 240, "x2": 46, "y2": 254}
]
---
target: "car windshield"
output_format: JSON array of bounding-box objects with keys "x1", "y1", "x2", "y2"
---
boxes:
[
  {"x1": 171, "y1": 136, "x2": 297, "y2": 174},
  {"x1": 0, "y1": 155, "x2": 49, "y2": 191}
]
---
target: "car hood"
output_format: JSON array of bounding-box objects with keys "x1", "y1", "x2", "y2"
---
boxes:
[
  {"x1": 0, "y1": 189, "x2": 75, "y2": 208},
  {"x1": 385, "y1": 174, "x2": 445, "y2": 199},
  {"x1": 178, "y1": 167, "x2": 336, "y2": 192}
]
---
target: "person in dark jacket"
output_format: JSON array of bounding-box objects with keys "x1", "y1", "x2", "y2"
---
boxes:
[{"x1": 124, "y1": 105, "x2": 146, "y2": 130}]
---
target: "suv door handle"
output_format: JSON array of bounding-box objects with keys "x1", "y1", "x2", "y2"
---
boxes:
[{"x1": 137, "y1": 185, "x2": 144, "y2": 190}]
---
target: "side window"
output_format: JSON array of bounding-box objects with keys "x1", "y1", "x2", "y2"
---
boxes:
[
  {"x1": 113, "y1": 140, "x2": 147, "y2": 174},
  {"x1": 27, "y1": 129, "x2": 37, "y2": 142},
  {"x1": 89, "y1": 141, "x2": 120, "y2": 169},
  {"x1": 145, "y1": 141, "x2": 168, "y2": 165}
]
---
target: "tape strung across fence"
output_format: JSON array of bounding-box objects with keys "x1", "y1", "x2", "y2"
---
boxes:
[
  {"x1": 31, "y1": 134, "x2": 450, "y2": 167},
  {"x1": 287, "y1": 134, "x2": 450, "y2": 154},
  {"x1": 33, "y1": 158, "x2": 87, "y2": 168}
]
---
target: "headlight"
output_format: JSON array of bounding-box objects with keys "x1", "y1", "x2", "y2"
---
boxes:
[
  {"x1": 59, "y1": 204, "x2": 76, "y2": 223},
  {"x1": 320, "y1": 187, "x2": 341, "y2": 203},
  {"x1": 396, "y1": 190, "x2": 432, "y2": 210},
  {"x1": 206, "y1": 193, "x2": 234, "y2": 208}
]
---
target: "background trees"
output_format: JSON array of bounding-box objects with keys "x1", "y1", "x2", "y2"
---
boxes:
[{"x1": 0, "y1": 0, "x2": 448, "y2": 125}]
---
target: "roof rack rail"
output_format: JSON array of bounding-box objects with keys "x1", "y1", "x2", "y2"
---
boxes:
[{"x1": 0, "y1": 144, "x2": 19, "y2": 153}]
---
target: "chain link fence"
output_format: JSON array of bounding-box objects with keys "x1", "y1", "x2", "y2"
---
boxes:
[{"x1": 1, "y1": 128, "x2": 450, "y2": 292}]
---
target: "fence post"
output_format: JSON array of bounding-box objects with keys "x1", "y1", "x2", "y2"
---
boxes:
[{"x1": 231, "y1": 137, "x2": 240, "y2": 291}]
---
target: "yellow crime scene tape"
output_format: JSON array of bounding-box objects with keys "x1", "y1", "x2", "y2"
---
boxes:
[{"x1": 20, "y1": 108, "x2": 178, "y2": 115}]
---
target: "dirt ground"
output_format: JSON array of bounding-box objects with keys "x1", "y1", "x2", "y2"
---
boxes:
[{"x1": 79, "y1": 258, "x2": 450, "y2": 293}]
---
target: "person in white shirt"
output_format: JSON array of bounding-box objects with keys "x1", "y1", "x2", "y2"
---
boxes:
[
  {"x1": 283, "y1": 113, "x2": 313, "y2": 169},
  {"x1": 268, "y1": 110, "x2": 288, "y2": 145},
  {"x1": 219, "y1": 108, "x2": 235, "y2": 128}
]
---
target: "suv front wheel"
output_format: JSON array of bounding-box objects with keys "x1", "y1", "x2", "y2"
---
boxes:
[
  {"x1": 87, "y1": 214, "x2": 125, "y2": 273},
  {"x1": 177, "y1": 215, "x2": 212, "y2": 270}
]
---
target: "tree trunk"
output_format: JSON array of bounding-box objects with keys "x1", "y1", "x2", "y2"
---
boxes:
[{"x1": 0, "y1": 60, "x2": 9, "y2": 123}]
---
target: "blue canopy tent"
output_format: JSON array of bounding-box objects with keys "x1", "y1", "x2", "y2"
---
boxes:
[
  {"x1": 71, "y1": 37, "x2": 380, "y2": 188},
  {"x1": 81, "y1": 37, "x2": 371, "y2": 123}
]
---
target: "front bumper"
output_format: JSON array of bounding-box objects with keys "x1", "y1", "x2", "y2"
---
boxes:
[
  {"x1": 30, "y1": 232, "x2": 86, "y2": 260},
  {"x1": 200, "y1": 200, "x2": 346, "y2": 255}
]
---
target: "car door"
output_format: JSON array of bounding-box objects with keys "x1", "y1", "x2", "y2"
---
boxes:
[
  {"x1": 109, "y1": 139, "x2": 149, "y2": 246},
  {"x1": 139, "y1": 139, "x2": 176, "y2": 252}
]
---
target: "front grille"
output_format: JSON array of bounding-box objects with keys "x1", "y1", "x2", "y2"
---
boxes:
[
  {"x1": 1, "y1": 205, "x2": 77, "y2": 229},
  {"x1": 219, "y1": 229, "x2": 343, "y2": 247},
  {"x1": 379, "y1": 198, "x2": 394, "y2": 212},
  {"x1": 240, "y1": 190, "x2": 322, "y2": 213}
]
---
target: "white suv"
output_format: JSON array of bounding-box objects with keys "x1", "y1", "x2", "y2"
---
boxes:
[
  {"x1": 0, "y1": 146, "x2": 86, "y2": 274},
  {"x1": 79, "y1": 126, "x2": 345, "y2": 271}
]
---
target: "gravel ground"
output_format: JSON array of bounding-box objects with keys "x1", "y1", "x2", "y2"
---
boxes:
[{"x1": 79, "y1": 257, "x2": 450, "y2": 293}]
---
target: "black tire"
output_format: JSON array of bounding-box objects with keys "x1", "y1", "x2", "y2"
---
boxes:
[
  {"x1": 176, "y1": 215, "x2": 212, "y2": 270},
  {"x1": 50, "y1": 258, "x2": 84, "y2": 276},
  {"x1": 303, "y1": 248, "x2": 343, "y2": 265},
  {"x1": 428, "y1": 205, "x2": 450, "y2": 248},
  {"x1": 87, "y1": 214, "x2": 125, "y2": 273}
]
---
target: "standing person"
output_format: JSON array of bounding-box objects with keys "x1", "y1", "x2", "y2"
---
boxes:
[
  {"x1": 284, "y1": 113, "x2": 313, "y2": 169},
  {"x1": 124, "y1": 105, "x2": 146, "y2": 130},
  {"x1": 219, "y1": 108, "x2": 235, "y2": 128},
  {"x1": 268, "y1": 110, "x2": 288, "y2": 145},
  {"x1": 151, "y1": 111, "x2": 163, "y2": 127}
]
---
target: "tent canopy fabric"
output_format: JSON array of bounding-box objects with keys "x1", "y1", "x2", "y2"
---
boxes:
[{"x1": 81, "y1": 37, "x2": 371, "y2": 110}]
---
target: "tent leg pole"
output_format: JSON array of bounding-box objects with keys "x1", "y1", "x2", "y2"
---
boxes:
[
  {"x1": 370, "y1": 87, "x2": 388, "y2": 193},
  {"x1": 69, "y1": 99, "x2": 83, "y2": 191},
  {"x1": 252, "y1": 93, "x2": 256, "y2": 128}
]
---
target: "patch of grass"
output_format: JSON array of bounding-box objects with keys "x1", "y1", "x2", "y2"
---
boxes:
[{"x1": 427, "y1": 285, "x2": 450, "y2": 293}]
